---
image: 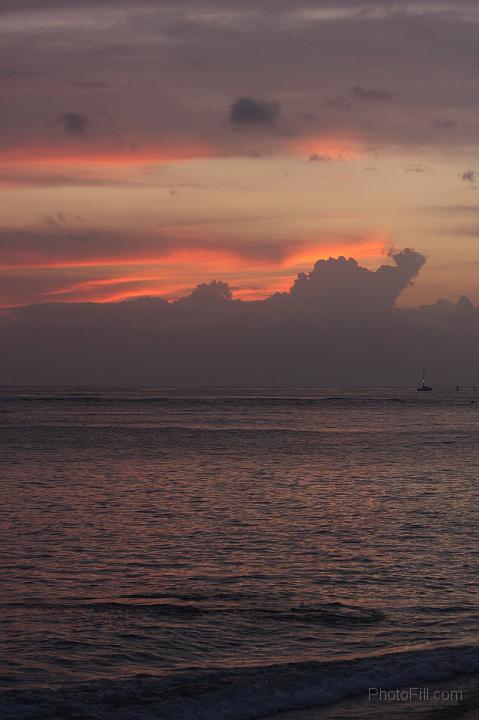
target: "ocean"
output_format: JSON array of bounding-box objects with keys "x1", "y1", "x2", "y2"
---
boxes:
[{"x1": 1, "y1": 387, "x2": 478, "y2": 719}]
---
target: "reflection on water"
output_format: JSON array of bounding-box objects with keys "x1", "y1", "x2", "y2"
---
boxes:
[{"x1": 1, "y1": 387, "x2": 478, "y2": 717}]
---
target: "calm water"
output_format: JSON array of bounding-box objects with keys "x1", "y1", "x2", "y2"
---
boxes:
[{"x1": 1, "y1": 387, "x2": 479, "y2": 718}]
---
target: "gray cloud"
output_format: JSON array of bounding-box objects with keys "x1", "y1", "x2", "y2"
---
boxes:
[
  {"x1": 1, "y1": 1, "x2": 478, "y2": 12},
  {"x1": 1, "y1": 248, "x2": 479, "y2": 385},
  {"x1": 404, "y1": 164, "x2": 427, "y2": 173},
  {"x1": 351, "y1": 85, "x2": 392, "y2": 102},
  {"x1": 0, "y1": 225, "x2": 351, "y2": 275},
  {"x1": 432, "y1": 118, "x2": 457, "y2": 130},
  {"x1": 462, "y1": 169, "x2": 476, "y2": 184},
  {"x1": 45, "y1": 212, "x2": 67, "y2": 229},
  {"x1": 229, "y1": 97, "x2": 281, "y2": 129},
  {"x1": 322, "y1": 96, "x2": 352, "y2": 112},
  {"x1": 69, "y1": 80, "x2": 110, "y2": 90},
  {"x1": 62, "y1": 112, "x2": 89, "y2": 135},
  {"x1": 282, "y1": 248, "x2": 425, "y2": 313},
  {"x1": 1, "y1": 2, "x2": 479, "y2": 151},
  {"x1": 308, "y1": 154, "x2": 331, "y2": 162}
]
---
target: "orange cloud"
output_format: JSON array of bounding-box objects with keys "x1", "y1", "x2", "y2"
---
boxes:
[
  {"x1": 0, "y1": 228, "x2": 388, "y2": 272},
  {"x1": 0, "y1": 133, "x2": 362, "y2": 177},
  {"x1": 292, "y1": 135, "x2": 362, "y2": 161},
  {"x1": 0, "y1": 142, "x2": 218, "y2": 170},
  {"x1": 0, "y1": 231, "x2": 388, "y2": 306},
  {"x1": 286, "y1": 231, "x2": 389, "y2": 268}
]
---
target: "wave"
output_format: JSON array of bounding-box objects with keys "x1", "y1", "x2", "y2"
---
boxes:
[
  {"x1": 0, "y1": 394, "x2": 440, "y2": 407},
  {"x1": 1, "y1": 643, "x2": 478, "y2": 720},
  {"x1": 1, "y1": 598, "x2": 385, "y2": 626}
]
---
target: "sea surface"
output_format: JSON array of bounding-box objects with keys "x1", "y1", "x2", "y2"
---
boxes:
[{"x1": 1, "y1": 386, "x2": 478, "y2": 719}]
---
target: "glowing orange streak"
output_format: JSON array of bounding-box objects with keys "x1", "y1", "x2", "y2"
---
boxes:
[
  {"x1": 0, "y1": 132, "x2": 363, "y2": 172},
  {"x1": 291, "y1": 135, "x2": 362, "y2": 160},
  {"x1": 0, "y1": 248, "x2": 256, "y2": 271},
  {"x1": 81, "y1": 237, "x2": 388, "y2": 303},
  {"x1": 286, "y1": 235, "x2": 389, "y2": 267},
  {"x1": 0, "y1": 234, "x2": 387, "y2": 273},
  {"x1": 0, "y1": 231, "x2": 390, "y2": 306},
  {"x1": 0, "y1": 143, "x2": 219, "y2": 168},
  {"x1": 44, "y1": 278, "x2": 198, "y2": 304},
  {"x1": 87, "y1": 284, "x2": 193, "y2": 303},
  {"x1": 0, "y1": 244, "x2": 297, "y2": 271},
  {"x1": 43, "y1": 274, "x2": 163, "y2": 296}
]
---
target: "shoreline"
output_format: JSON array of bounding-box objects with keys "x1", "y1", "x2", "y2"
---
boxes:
[{"x1": 263, "y1": 673, "x2": 479, "y2": 720}]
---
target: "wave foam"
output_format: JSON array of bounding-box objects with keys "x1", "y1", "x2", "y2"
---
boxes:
[{"x1": 1, "y1": 644, "x2": 478, "y2": 720}]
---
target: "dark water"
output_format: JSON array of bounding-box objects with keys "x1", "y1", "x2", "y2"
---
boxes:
[{"x1": 1, "y1": 387, "x2": 479, "y2": 718}]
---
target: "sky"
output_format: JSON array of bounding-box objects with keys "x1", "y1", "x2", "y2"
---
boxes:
[
  {"x1": 2, "y1": 0, "x2": 479, "y2": 310},
  {"x1": 2, "y1": 1, "x2": 479, "y2": 383}
]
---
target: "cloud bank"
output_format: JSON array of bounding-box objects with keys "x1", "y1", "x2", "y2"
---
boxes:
[
  {"x1": 2, "y1": 0, "x2": 479, "y2": 166},
  {"x1": 0, "y1": 224, "x2": 388, "y2": 306},
  {"x1": 2, "y1": 248, "x2": 478, "y2": 385}
]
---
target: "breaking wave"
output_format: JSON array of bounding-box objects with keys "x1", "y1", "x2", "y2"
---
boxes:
[{"x1": 1, "y1": 643, "x2": 478, "y2": 720}]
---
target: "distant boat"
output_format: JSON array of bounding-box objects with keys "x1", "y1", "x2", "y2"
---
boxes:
[{"x1": 417, "y1": 369, "x2": 432, "y2": 392}]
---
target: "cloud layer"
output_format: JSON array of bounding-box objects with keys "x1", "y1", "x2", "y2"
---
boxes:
[
  {"x1": 2, "y1": 0, "x2": 479, "y2": 326},
  {"x1": 2, "y1": 0, "x2": 479, "y2": 164},
  {"x1": 0, "y1": 223, "x2": 388, "y2": 306},
  {"x1": 2, "y1": 248, "x2": 478, "y2": 385}
]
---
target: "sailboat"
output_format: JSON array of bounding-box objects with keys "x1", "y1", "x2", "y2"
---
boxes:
[{"x1": 417, "y1": 368, "x2": 432, "y2": 392}]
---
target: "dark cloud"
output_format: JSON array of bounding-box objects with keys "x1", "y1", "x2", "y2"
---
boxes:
[
  {"x1": 69, "y1": 80, "x2": 110, "y2": 90},
  {"x1": 175, "y1": 280, "x2": 234, "y2": 318},
  {"x1": 404, "y1": 164, "x2": 426, "y2": 174},
  {"x1": 322, "y1": 96, "x2": 352, "y2": 112},
  {"x1": 0, "y1": 68, "x2": 22, "y2": 81},
  {"x1": 0, "y1": 168, "x2": 198, "y2": 190},
  {"x1": 1, "y1": 2, "x2": 479, "y2": 151},
  {"x1": 351, "y1": 85, "x2": 392, "y2": 102},
  {"x1": 62, "y1": 112, "x2": 89, "y2": 135},
  {"x1": 229, "y1": 97, "x2": 281, "y2": 128},
  {"x1": 432, "y1": 119, "x2": 457, "y2": 130},
  {"x1": 308, "y1": 154, "x2": 331, "y2": 163},
  {"x1": 0, "y1": 226, "x2": 347, "y2": 272},
  {"x1": 0, "y1": 170, "x2": 131, "y2": 189},
  {"x1": 1, "y1": 1, "x2": 477, "y2": 12},
  {"x1": 1, "y1": 248, "x2": 478, "y2": 385},
  {"x1": 462, "y1": 169, "x2": 476, "y2": 184},
  {"x1": 280, "y1": 248, "x2": 425, "y2": 314},
  {"x1": 45, "y1": 212, "x2": 67, "y2": 229}
]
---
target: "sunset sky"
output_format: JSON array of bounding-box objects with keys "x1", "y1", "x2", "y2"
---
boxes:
[{"x1": 2, "y1": 0, "x2": 479, "y2": 308}]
